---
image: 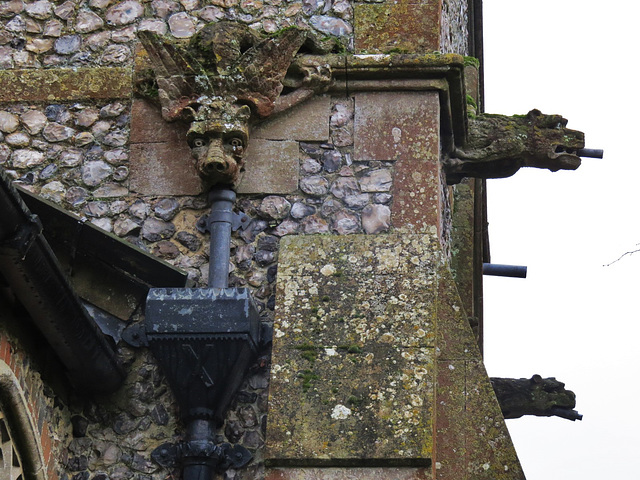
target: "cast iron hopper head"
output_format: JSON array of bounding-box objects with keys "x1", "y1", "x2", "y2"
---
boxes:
[{"x1": 145, "y1": 287, "x2": 261, "y2": 426}]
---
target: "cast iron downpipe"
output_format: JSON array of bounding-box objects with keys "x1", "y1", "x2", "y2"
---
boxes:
[
  {"x1": 140, "y1": 186, "x2": 259, "y2": 478},
  {"x1": 0, "y1": 170, "x2": 124, "y2": 393},
  {"x1": 207, "y1": 189, "x2": 236, "y2": 289}
]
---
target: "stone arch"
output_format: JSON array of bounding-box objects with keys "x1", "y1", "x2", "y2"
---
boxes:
[{"x1": 0, "y1": 362, "x2": 46, "y2": 480}]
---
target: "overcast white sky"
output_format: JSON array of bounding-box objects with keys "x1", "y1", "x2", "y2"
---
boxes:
[{"x1": 482, "y1": 1, "x2": 640, "y2": 478}]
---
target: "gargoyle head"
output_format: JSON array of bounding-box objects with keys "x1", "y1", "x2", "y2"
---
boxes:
[
  {"x1": 446, "y1": 109, "x2": 590, "y2": 184},
  {"x1": 186, "y1": 100, "x2": 251, "y2": 186},
  {"x1": 491, "y1": 374, "x2": 581, "y2": 421},
  {"x1": 523, "y1": 109, "x2": 585, "y2": 171}
]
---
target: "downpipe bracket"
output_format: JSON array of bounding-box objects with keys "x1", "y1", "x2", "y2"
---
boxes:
[{"x1": 151, "y1": 441, "x2": 252, "y2": 471}]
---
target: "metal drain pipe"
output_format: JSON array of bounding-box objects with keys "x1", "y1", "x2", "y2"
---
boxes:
[
  {"x1": 207, "y1": 189, "x2": 236, "y2": 289},
  {"x1": 482, "y1": 263, "x2": 527, "y2": 278},
  {"x1": 136, "y1": 186, "x2": 258, "y2": 478}
]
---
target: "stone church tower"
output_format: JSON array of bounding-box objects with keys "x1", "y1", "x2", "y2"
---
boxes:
[{"x1": 0, "y1": 0, "x2": 564, "y2": 478}]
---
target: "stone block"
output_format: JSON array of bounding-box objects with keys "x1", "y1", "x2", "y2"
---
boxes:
[
  {"x1": 434, "y1": 263, "x2": 478, "y2": 360},
  {"x1": 464, "y1": 360, "x2": 525, "y2": 480},
  {"x1": 274, "y1": 274, "x2": 436, "y2": 348},
  {"x1": 265, "y1": 467, "x2": 432, "y2": 479},
  {"x1": 449, "y1": 180, "x2": 476, "y2": 326},
  {"x1": 354, "y1": 92, "x2": 442, "y2": 233},
  {"x1": 354, "y1": 0, "x2": 440, "y2": 54},
  {"x1": 433, "y1": 266, "x2": 524, "y2": 480},
  {"x1": 130, "y1": 100, "x2": 186, "y2": 144},
  {"x1": 129, "y1": 99, "x2": 204, "y2": 196},
  {"x1": 253, "y1": 96, "x2": 331, "y2": 142},
  {"x1": 267, "y1": 234, "x2": 441, "y2": 464},
  {"x1": 237, "y1": 139, "x2": 300, "y2": 194},
  {"x1": 464, "y1": 65, "x2": 480, "y2": 109},
  {"x1": 354, "y1": 92, "x2": 439, "y2": 162},
  {"x1": 129, "y1": 143, "x2": 203, "y2": 196},
  {"x1": 434, "y1": 358, "x2": 466, "y2": 480},
  {"x1": 0, "y1": 68, "x2": 131, "y2": 102},
  {"x1": 276, "y1": 233, "x2": 441, "y2": 278},
  {"x1": 268, "y1": 344, "x2": 434, "y2": 460}
]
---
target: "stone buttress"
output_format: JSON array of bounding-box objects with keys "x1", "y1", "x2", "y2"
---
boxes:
[{"x1": 263, "y1": 55, "x2": 525, "y2": 479}]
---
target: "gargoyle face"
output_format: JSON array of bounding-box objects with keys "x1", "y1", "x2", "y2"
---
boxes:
[
  {"x1": 527, "y1": 374, "x2": 577, "y2": 413},
  {"x1": 525, "y1": 109, "x2": 585, "y2": 172},
  {"x1": 187, "y1": 102, "x2": 251, "y2": 186}
]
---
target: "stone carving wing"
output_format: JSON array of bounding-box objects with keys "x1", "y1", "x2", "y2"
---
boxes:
[
  {"x1": 235, "y1": 28, "x2": 307, "y2": 117},
  {"x1": 138, "y1": 31, "x2": 209, "y2": 122}
]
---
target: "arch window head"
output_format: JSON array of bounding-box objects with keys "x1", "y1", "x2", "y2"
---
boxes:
[{"x1": 0, "y1": 409, "x2": 24, "y2": 480}]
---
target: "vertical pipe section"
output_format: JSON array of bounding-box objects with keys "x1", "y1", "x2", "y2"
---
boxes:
[
  {"x1": 182, "y1": 419, "x2": 219, "y2": 480},
  {"x1": 207, "y1": 188, "x2": 236, "y2": 289}
]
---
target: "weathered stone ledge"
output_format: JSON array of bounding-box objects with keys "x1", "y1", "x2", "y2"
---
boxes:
[
  {"x1": 0, "y1": 67, "x2": 132, "y2": 103},
  {"x1": 292, "y1": 53, "x2": 468, "y2": 149}
]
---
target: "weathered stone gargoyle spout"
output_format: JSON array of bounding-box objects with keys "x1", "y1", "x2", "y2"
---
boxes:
[
  {"x1": 445, "y1": 109, "x2": 585, "y2": 184},
  {"x1": 491, "y1": 375, "x2": 583, "y2": 421},
  {"x1": 137, "y1": 22, "x2": 334, "y2": 187}
]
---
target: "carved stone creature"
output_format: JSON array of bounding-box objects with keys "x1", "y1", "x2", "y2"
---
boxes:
[
  {"x1": 137, "y1": 22, "x2": 334, "y2": 186},
  {"x1": 490, "y1": 375, "x2": 582, "y2": 421},
  {"x1": 445, "y1": 109, "x2": 585, "y2": 184}
]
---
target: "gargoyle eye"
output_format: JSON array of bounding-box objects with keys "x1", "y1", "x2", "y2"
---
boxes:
[{"x1": 192, "y1": 137, "x2": 207, "y2": 148}]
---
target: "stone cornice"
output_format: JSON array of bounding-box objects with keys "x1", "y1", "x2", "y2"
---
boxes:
[
  {"x1": 294, "y1": 53, "x2": 468, "y2": 149},
  {"x1": 0, "y1": 53, "x2": 469, "y2": 150}
]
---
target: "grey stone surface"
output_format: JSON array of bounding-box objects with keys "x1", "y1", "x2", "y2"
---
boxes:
[
  {"x1": 310, "y1": 14, "x2": 352, "y2": 36},
  {"x1": 300, "y1": 175, "x2": 329, "y2": 196},
  {"x1": 25, "y1": 0, "x2": 53, "y2": 20},
  {"x1": 43, "y1": 122, "x2": 76, "y2": 142},
  {"x1": 40, "y1": 180, "x2": 66, "y2": 203},
  {"x1": 82, "y1": 160, "x2": 113, "y2": 186},
  {"x1": 253, "y1": 96, "x2": 331, "y2": 142},
  {"x1": 168, "y1": 11, "x2": 196, "y2": 37},
  {"x1": 6, "y1": 132, "x2": 30, "y2": 147},
  {"x1": 359, "y1": 168, "x2": 392, "y2": 192},
  {"x1": 0, "y1": 111, "x2": 20, "y2": 133},
  {"x1": 54, "y1": 35, "x2": 82, "y2": 54},
  {"x1": 141, "y1": 217, "x2": 176, "y2": 242},
  {"x1": 105, "y1": 1, "x2": 144, "y2": 25},
  {"x1": 153, "y1": 198, "x2": 180, "y2": 221},
  {"x1": 361, "y1": 204, "x2": 391, "y2": 234},
  {"x1": 237, "y1": 140, "x2": 300, "y2": 195},
  {"x1": 12, "y1": 149, "x2": 45, "y2": 168},
  {"x1": 330, "y1": 176, "x2": 359, "y2": 199},
  {"x1": 259, "y1": 196, "x2": 292, "y2": 220},
  {"x1": 76, "y1": 10, "x2": 104, "y2": 32},
  {"x1": 20, "y1": 110, "x2": 47, "y2": 134}
]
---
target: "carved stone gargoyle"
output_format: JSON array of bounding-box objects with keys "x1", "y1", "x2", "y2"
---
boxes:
[
  {"x1": 137, "y1": 22, "x2": 335, "y2": 187},
  {"x1": 445, "y1": 109, "x2": 586, "y2": 184},
  {"x1": 490, "y1": 375, "x2": 583, "y2": 421}
]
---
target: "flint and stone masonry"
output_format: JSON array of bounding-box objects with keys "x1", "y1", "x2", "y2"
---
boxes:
[{"x1": 0, "y1": 0, "x2": 528, "y2": 479}]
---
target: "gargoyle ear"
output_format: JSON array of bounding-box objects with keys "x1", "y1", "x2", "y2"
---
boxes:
[
  {"x1": 237, "y1": 104, "x2": 252, "y2": 121},
  {"x1": 527, "y1": 109, "x2": 542, "y2": 120},
  {"x1": 530, "y1": 374, "x2": 543, "y2": 384}
]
